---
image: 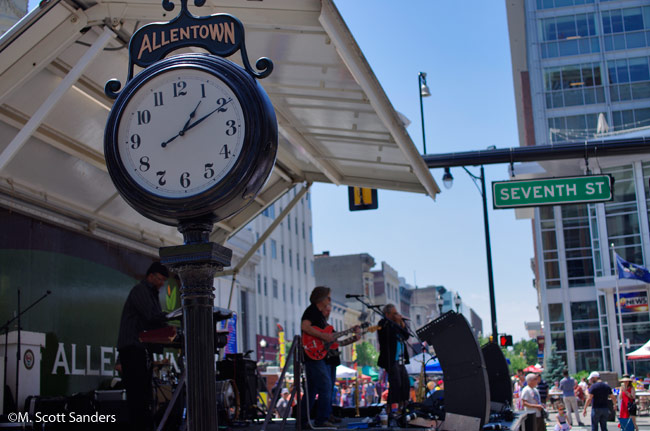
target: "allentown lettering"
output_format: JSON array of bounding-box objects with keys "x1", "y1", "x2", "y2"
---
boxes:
[{"x1": 138, "y1": 22, "x2": 236, "y2": 60}]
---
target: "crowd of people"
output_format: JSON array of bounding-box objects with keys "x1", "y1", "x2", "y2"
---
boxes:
[{"x1": 513, "y1": 367, "x2": 650, "y2": 431}]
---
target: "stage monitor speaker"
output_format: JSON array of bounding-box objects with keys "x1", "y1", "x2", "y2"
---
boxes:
[
  {"x1": 217, "y1": 353, "x2": 258, "y2": 419},
  {"x1": 416, "y1": 311, "x2": 490, "y2": 429},
  {"x1": 481, "y1": 342, "x2": 513, "y2": 411}
]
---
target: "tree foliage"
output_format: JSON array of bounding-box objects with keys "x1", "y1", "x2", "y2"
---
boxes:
[
  {"x1": 356, "y1": 341, "x2": 379, "y2": 367},
  {"x1": 542, "y1": 344, "x2": 567, "y2": 384}
]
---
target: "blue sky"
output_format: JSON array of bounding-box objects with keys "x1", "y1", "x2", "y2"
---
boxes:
[
  {"x1": 25, "y1": 0, "x2": 538, "y2": 341},
  {"x1": 313, "y1": 0, "x2": 537, "y2": 341}
]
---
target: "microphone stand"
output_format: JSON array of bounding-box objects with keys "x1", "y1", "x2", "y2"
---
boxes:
[
  {"x1": 353, "y1": 297, "x2": 421, "y2": 354},
  {"x1": 1, "y1": 290, "x2": 51, "y2": 411}
]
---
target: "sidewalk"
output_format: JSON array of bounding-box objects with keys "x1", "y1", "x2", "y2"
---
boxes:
[{"x1": 545, "y1": 409, "x2": 650, "y2": 430}]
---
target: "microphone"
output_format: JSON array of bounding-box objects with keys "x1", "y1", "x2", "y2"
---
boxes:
[
  {"x1": 46, "y1": 290, "x2": 52, "y2": 295},
  {"x1": 345, "y1": 294, "x2": 364, "y2": 298}
]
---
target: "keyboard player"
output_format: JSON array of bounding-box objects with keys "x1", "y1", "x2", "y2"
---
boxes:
[{"x1": 117, "y1": 261, "x2": 169, "y2": 431}]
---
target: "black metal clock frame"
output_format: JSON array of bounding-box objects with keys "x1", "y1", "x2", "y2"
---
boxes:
[
  {"x1": 104, "y1": 53, "x2": 277, "y2": 226},
  {"x1": 102, "y1": 1, "x2": 277, "y2": 430}
]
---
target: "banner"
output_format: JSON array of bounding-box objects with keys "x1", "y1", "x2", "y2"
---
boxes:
[
  {"x1": 617, "y1": 291, "x2": 649, "y2": 314},
  {"x1": 220, "y1": 312, "x2": 237, "y2": 354}
]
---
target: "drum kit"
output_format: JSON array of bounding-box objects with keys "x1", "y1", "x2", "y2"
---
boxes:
[{"x1": 139, "y1": 306, "x2": 243, "y2": 430}]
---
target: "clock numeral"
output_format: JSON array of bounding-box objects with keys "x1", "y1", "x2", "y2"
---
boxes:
[
  {"x1": 180, "y1": 172, "x2": 191, "y2": 188},
  {"x1": 201, "y1": 84, "x2": 206, "y2": 98},
  {"x1": 204, "y1": 163, "x2": 215, "y2": 179},
  {"x1": 173, "y1": 81, "x2": 187, "y2": 97},
  {"x1": 225, "y1": 120, "x2": 237, "y2": 136},
  {"x1": 217, "y1": 98, "x2": 229, "y2": 113},
  {"x1": 137, "y1": 110, "x2": 151, "y2": 125},
  {"x1": 219, "y1": 145, "x2": 232, "y2": 159},
  {"x1": 139, "y1": 156, "x2": 150, "y2": 172},
  {"x1": 130, "y1": 134, "x2": 141, "y2": 149},
  {"x1": 154, "y1": 91, "x2": 164, "y2": 107},
  {"x1": 156, "y1": 171, "x2": 166, "y2": 186}
]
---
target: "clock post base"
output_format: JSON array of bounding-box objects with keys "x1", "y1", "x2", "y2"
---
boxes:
[{"x1": 160, "y1": 236, "x2": 232, "y2": 431}]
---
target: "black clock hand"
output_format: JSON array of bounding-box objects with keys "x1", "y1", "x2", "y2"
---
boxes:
[
  {"x1": 161, "y1": 132, "x2": 181, "y2": 148},
  {"x1": 182, "y1": 98, "x2": 232, "y2": 133},
  {"x1": 180, "y1": 100, "x2": 202, "y2": 134},
  {"x1": 161, "y1": 100, "x2": 202, "y2": 148}
]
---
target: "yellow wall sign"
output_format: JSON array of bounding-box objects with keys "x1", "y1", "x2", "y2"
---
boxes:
[{"x1": 348, "y1": 187, "x2": 378, "y2": 211}]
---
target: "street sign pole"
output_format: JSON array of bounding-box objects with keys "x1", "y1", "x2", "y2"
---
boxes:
[{"x1": 480, "y1": 166, "x2": 498, "y2": 341}]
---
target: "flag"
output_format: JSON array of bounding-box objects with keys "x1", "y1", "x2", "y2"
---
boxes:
[{"x1": 615, "y1": 253, "x2": 650, "y2": 283}]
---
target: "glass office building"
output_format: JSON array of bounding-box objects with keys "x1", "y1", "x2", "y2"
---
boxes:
[{"x1": 506, "y1": 0, "x2": 650, "y2": 374}]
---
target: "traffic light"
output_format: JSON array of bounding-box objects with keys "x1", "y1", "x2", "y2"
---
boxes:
[{"x1": 499, "y1": 334, "x2": 513, "y2": 347}]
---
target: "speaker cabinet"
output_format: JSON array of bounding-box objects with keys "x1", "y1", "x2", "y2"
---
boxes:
[
  {"x1": 416, "y1": 311, "x2": 490, "y2": 429},
  {"x1": 481, "y1": 342, "x2": 513, "y2": 411}
]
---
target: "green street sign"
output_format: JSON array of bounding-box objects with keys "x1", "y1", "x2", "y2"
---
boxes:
[{"x1": 492, "y1": 175, "x2": 613, "y2": 209}]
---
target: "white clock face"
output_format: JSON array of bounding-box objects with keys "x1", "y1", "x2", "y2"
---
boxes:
[{"x1": 117, "y1": 68, "x2": 245, "y2": 198}]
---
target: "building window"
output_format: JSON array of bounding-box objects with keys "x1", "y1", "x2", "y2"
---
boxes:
[
  {"x1": 537, "y1": 0, "x2": 594, "y2": 10},
  {"x1": 539, "y1": 13, "x2": 599, "y2": 58},
  {"x1": 612, "y1": 107, "x2": 650, "y2": 131},
  {"x1": 262, "y1": 241, "x2": 266, "y2": 256},
  {"x1": 264, "y1": 277, "x2": 268, "y2": 296},
  {"x1": 547, "y1": 113, "x2": 599, "y2": 143},
  {"x1": 571, "y1": 300, "x2": 603, "y2": 371},
  {"x1": 289, "y1": 249, "x2": 292, "y2": 268},
  {"x1": 265, "y1": 316, "x2": 269, "y2": 336},
  {"x1": 548, "y1": 303, "x2": 567, "y2": 354},
  {"x1": 281, "y1": 245, "x2": 285, "y2": 263},
  {"x1": 297, "y1": 253, "x2": 300, "y2": 271},
  {"x1": 307, "y1": 191, "x2": 311, "y2": 209},
  {"x1": 302, "y1": 222, "x2": 305, "y2": 239},
  {"x1": 262, "y1": 205, "x2": 275, "y2": 219},
  {"x1": 304, "y1": 257, "x2": 307, "y2": 274},
  {"x1": 256, "y1": 233, "x2": 260, "y2": 254},
  {"x1": 608, "y1": 56, "x2": 650, "y2": 102},
  {"x1": 309, "y1": 226, "x2": 313, "y2": 243},
  {"x1": 271, "y1": 239, "x2": 277, "y2": 259},
  {"x1": 643, "y1": 162, "x2": 650, "y2": 260},
  {"x1": 602, "y1": 7, "x2": 650, "y2": 52},
  {"x1": 287, "y1": 215, "x2": 291, "y2": 231},
  {"x1": 540, "y1": 206, "x2": 561, "y2": 289},
  {"x1": 257, "y1": 273, "x2": 261, "y2": 294},
  {"x1": 311, "y1": 260, "x2": 314, "y2": 276},
  {"x1": 604, "y1": 165, "x2": 643, "y2": 269},
  {"x1": 290, "y1": 286, "x2": 294, "y2": 304},
  {"x1": 562, "y1": 205, "x2": 594, "y2": 287},
  {"x1": 543, "y1": 63, "x2": 604, "y2": 108},
  {"x1": 259, "y1": 315, "x2": 263, "y2": 335},
  {"x1": 272, "y1": 278, "x2": 278, "y2": 298},
  {"x1": 297, "y1": 287, "x2": 301, "y2": 306},
  {"x1": 282, "y1": 283, "x2": 286, "y2": 301},
  {"x1": 588, "y1": 204, "x2": 603, "y2": 277}
]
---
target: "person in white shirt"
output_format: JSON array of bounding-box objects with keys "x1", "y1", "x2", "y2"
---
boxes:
[{"x1": 521, "y1": 373, "x2": 546, "y2": 431}]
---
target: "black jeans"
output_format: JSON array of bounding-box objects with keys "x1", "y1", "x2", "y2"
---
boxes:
[{"x1": 119, "y1": 346, "x2": 154, "y2": 431}]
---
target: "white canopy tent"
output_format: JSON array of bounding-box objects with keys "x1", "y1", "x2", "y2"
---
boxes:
[
  {"x1": 627, "y1": 339, "x2": 650, "y2": 360},
  {"x1": 0, "y1": 0, "x2": 440, "y2": 256},
  {"x1": 335, "y1": 364, "x2": 357, "y2": 379}
]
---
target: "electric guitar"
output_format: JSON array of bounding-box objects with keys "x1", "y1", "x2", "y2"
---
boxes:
[{"x1": 302, "y1": 322, "x2": 380, "y2": 360}]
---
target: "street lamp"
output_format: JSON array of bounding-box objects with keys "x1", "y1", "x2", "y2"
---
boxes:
[
  {"x1": 418, "y1": 72, "x2": 431, "y2": 154},
  {"x1": 259, "y1": 338, "x2": 267, "y2": 363},
  {"x1": 443, "y1": 166, "x2": 499, "y2": 341},
  {"x1": 453, "y1": 292, "x2": 462, "y2": 313}
]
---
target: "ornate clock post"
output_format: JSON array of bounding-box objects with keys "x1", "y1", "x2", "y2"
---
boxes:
[{"x1": 103, "y1": 1, "x2": 277, "y2": 429}]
